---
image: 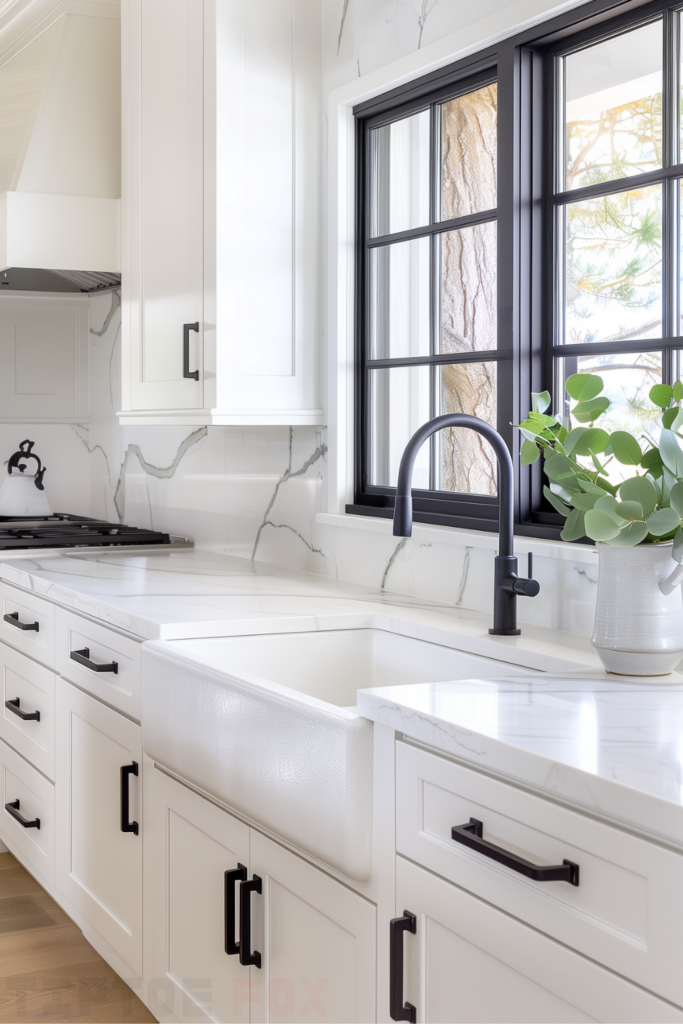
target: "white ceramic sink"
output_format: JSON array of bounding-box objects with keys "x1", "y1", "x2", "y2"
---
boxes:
[{"x1": 142, "y1": 627, "x2": 528, "y2": 880}]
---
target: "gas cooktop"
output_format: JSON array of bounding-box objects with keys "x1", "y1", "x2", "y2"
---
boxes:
[{"x1": 0, "y1": 513, "x2": 172, "y2": 549}]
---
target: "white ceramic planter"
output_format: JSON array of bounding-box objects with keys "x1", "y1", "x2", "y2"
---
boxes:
[{"x1": 591, "y1": 542, "x2": 683, "y2": 675}]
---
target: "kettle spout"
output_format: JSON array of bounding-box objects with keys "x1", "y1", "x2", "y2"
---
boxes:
[{"x1": 660, "y1": 562, "x2": 683, "y2": 595}]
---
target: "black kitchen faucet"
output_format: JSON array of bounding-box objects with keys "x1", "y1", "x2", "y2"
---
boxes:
[{"x1": 392, "y1": 414, "x2": 540, "y2": 635}]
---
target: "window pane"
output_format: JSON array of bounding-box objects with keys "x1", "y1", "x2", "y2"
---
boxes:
[
  {"x1": 563, "y1": 21, "x2": 662, "y2": 192},
  {"x1": 441, "y1": 222, "x2": 497, "y2": 354},
  {"x1": 563, "y1": 185, "x2": 662, "y2": 346},
  {"x1": 369, "y1": 237, "x2": 430, "y2": 359},
  {"x1": 438, "y1": 362, "x2": 497, "y2": 495},
  {"x1": 556, "y1": 351, "x2": 661, "y2": 481},
  {"x1": 370, "y1": 110, "x2": 430, "y2": 238},
  {"x1": 441, "y1": 84, "x2": 497, "y2": 219},
  {"x1": 370, "y1": 366, "x2": 430, "y2": 488}
]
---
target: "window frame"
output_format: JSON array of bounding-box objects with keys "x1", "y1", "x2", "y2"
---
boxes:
[{"x1": 348, "y1": 0, "x2": 679, "y2": 543}]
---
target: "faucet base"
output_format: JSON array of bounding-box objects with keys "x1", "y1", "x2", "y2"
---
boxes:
[{"x1": 488, "y1": 627, "x2": 522, "y2": 636}]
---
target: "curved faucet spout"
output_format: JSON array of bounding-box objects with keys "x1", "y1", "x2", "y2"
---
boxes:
[
  {"x1": 393, "y1": 413, "x2": 514, "y2": 556},
  {"x1": 392, "y1": 413, "x2": 538, "y2": 635}
]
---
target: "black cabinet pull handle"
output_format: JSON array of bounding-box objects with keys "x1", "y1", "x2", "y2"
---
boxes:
[
  {"x1": 120, "y1": 762, "x2": 138, "y2": 835},
  {"x1": 390, "y1": 910, "x2": 416, "y2": 1023},
  {"x1": 5, "y1": 799, "x2": 39, "y2": 829},
  {"x1": 5, "y1": 698, "x2": 39, "y2": 722},
  {"x1": 70, "y1": 648, "x2": 118, "y2": 674},
  {"x1": 452, "y1": 818, "x2": 580, "y2": 886},
  {"x1": 239, "y1": 874, "x2": 262, "y2": 968},
  {"x1": 4, "y1": 612, "x2": 38, "y2": 632},
  {"x1": 225, "y1": 864, "x2": 247, "y2": 956},
  {"x1": 183, "y1": 322, "x2": 199, "y2": 380}
]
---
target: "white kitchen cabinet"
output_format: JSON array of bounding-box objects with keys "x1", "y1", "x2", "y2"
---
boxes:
[
  {"x1": 394, "y1": 855, "x2": 683, "y2": 1024},
  {"x1": 120, "y1": 0, "x2": 322, "y2": 425},
  {"x1": 55, "y1": 677, "x2": 143, "y2": 978},
  {"x1": 146, "y1": 765, "x2": 376, "y2": 1024}
]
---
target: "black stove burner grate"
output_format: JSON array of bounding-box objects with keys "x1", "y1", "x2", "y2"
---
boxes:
[{"x1": 0, "y1": 514, "x2": 171, "y2": 549}]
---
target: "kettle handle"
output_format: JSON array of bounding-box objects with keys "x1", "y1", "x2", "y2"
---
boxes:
[
  {"x1": 7, "y1": 440, "x2": 45, "y2": 488},
  {"x1": 660, "y1": 563, "x2": 683, "y2": 595}
]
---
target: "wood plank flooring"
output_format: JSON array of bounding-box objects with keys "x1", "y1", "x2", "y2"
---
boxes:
[{"x1": 0, "y1": 852, "x2": 156, "y2": 1023}]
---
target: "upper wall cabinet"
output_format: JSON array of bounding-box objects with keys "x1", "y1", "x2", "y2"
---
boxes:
[{"x1": 120, "y1": 0, "x2": 323, "y2": 425}]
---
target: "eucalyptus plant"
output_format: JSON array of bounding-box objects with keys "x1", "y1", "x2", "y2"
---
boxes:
[{"x1": 516, "y1": 374, "x2": 683, "y2": 559}]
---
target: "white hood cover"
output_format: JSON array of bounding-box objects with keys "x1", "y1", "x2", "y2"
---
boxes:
[{"x1": 0, "y1": 1, "x2": 120, "y2": 274}]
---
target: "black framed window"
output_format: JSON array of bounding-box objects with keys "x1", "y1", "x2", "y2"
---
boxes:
[{"x1": 349, "y1": 0, "x2": 680, "y2": 540}]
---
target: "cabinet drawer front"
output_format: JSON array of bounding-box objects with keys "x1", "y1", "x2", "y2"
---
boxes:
[
  {"x1": 56, "y1": 608, "x2": 141, "y2": 719},
  {"x1": 0, "y1": 583, "x2": 55, "y2": 668},
  {"x1": 0, "y1": 642, "x2": 55, "y2": 779},
  {"x1": 397, "y1": 856, "x2": 683, "y2": 1024},
  {"x1": 396, "y1": 741, "x2": 683, "y2": 1007},
  {"x1": 0, "y1": 736, "x2": 54, "y2": 888}
]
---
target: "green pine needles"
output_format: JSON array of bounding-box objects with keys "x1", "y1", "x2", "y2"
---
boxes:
[{"x1": 516, "y1": 374, "x2": 683, "y2": 560}]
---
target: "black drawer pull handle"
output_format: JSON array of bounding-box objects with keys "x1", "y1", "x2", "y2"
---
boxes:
[
  {"x1": 225, "y1": 864, "x2": 247, "y2": 956},
  {"x1": 4, "y1": 612, "x2": 38, "y2": 632},
  {"x1": 239, "y1": 874, "x2": 262, "y2": 968},
  {"x1": 5, "y1": 799, "x2": 39, "y2": 829},
  {"x1": 183, "y1": 322, "x2": 199, "y2": 380},
  {"x1": 452, "y1": 818, "x2": 580, "y2": 886},
  {"x1": 70, "y1": 648, "x2": 118, "y2": 674},
  {"x1": 120, "y1": 762, "x2": 138, "y2": 835},
  {"x1": 5, "y1": 698, "x2": 39, "y2": 722},
  {"x1": 390, "y1": 910, "x2": 416, "y2": 1023}
]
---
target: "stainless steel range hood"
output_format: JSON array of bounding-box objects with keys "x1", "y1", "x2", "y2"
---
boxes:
[{"x1": 0, "y1": 1, "x2": 121, "y2": 288}]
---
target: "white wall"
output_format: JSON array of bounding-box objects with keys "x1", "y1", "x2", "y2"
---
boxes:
[{"x1": 0, "y1": 0, "x2": 599, "y2": 637}]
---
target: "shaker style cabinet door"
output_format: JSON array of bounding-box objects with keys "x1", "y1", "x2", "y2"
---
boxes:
[
  {"x1": 394, "y1": 856, "x2": 683, "y2": 1024},
  {"x1": 55, "y1": 679, "x2": 143, "y2": 978},
  {"x1": 123, "y1": 0, "x2": 204, "y2": 413},
  {"x1": 146, "y1": 766, "x2": 251, "y2": 1024},
  {"x1": 249, "y1": 829, "x2": 376, "y2": 1024}
]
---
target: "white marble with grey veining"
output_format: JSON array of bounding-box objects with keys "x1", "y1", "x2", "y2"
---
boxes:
[{"x1": 358, "y1": 675, "x2": 683, "y2": 847}]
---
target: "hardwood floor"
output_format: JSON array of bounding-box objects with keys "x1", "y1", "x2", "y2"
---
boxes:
[{"x1": 0, "y1": 852, "x2": 156, "y2": 1023}]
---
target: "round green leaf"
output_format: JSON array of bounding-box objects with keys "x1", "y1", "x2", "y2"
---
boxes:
[
  {"x1": 670, "y1": 481, "x2": 683, "y2": 516},
  {"x1": 565, "y1": 374, "x2": 604, "y2": 402},
  {"x1": 610, "y1": 431, "x2": 642, "y2": 466},
  {"x1": 659, "y1": 430, "x2": 683, "y2": 477},
  {"x1": 544, "y1": 452, "x2": 578, "y2": 481},
  {"x1": 584, "y1": 509, "x2": 622, "y2": 541},
  {"x1": 560, "y1": 507, "x2": 586, "y2": 543},
  {"x1": 673, "y1": 525, "x2": 683, "y2": 563},
  {"x1": 674, "y1": 381, "x2": 683, "y2": 402},
  {"x1": 531, "y1": 390, "x2": 551, "y2": 414},
  {"x1": 543, "y1": 485, "x2": 570, "y2": 516},
  {"x1": 619, "y1": 476, "x2": 657, "y2": 516},
  {"x1": 649, "y1": 384, "x2": 674, "y2": 409},
  {"x1": 607, "y1": 521, "x2": 649, "y2": 547},
  {"x1": 520, "y1": 439, "x2": 540, "y2": 465},
  {"x1": 572, "y1": 397, "x2": 611, "y2": 423},
  {"x1": 662, "y1": 407, "x2": 679, "y2": 429},
  {"x1": 646, "y1": 506, "x2": 682, "y2": 537},
  {"x1": 641, "y1": 447, "x2": 664, "y2": 478},
  {"x1": 570, "y1": 427, "x2": 610, "y2": 456},
  {"x1": 563, "y1": 427, "x2": 585, "y2": 456},
  {"x1": 594, "y1": 494, "x2": 627, "y2": 524},
  {"x1": 615, "y1": 500, "x2": 643, "y2": 521}
]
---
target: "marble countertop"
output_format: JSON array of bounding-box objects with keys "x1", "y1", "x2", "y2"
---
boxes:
[
  {"x1": 358, "y1": 676, "x2": 683, "y2": 848},
  {"x1": 0, "y1": 549, "x2": 602, "y2": 674}
]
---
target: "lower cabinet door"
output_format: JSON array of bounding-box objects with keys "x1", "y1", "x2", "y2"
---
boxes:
[
  {"x1": 147, "y1": 765, "x2": 251, "y2": 1024},
  {"x1": 395, "y1": 856, "x2": 683, "y2": 1024},
  {"x1": 250, "y1": 829, "x2": 376, "y2": 1024},
  {"x1": 55, "y1": 678, "x2": 143, "y2": 977}
]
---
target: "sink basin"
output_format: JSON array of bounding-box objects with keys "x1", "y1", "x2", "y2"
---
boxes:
[{"x1": 141, "y1": 627, "x2": 528, "y2": 880}]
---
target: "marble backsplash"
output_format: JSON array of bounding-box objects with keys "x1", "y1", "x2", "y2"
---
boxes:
[{"x1": 0, "y1": 0, "x2": 599, "y2": 637}]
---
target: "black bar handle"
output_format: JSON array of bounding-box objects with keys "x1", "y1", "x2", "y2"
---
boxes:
[
  {"x1": 120, "y1": 762, "x2": 139, "y2": 835},
  {"x1": 225, "y1": 864, "x2": 247, "y2": 956},
  {"x1": 183, "y1": 322, "x2": 199, "y2": 380},
  {"x1": 5, "y1": 799, "x2": 39, "y2": 829},
  {"x1": 3, "y1": 612, "x2": 38, "y2": 632},
  {"x1": 5, "y1": 698, "x2": 39, "y2": 722},
  {"x1": 239, "y1": 874, "x2": 262, "y2": 968},
  {"x1": 70, "y1": 647, "x2": 118, "y2": 674},
  {"x1": 452, "y1": 818, "x2": 579, "y2": 886},
  {"x1": 390, "y1": 910, "x2": 416, "y2": 1023}
]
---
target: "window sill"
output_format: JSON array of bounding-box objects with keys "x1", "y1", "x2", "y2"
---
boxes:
[{"x1": 316, "y1": 511, "x2": 598, "y2": 565}]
